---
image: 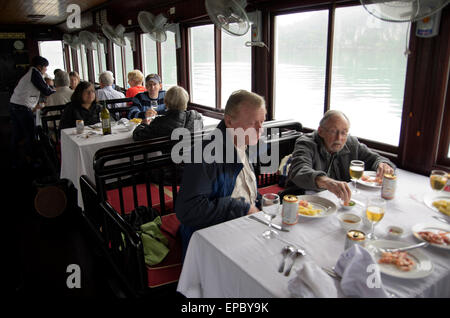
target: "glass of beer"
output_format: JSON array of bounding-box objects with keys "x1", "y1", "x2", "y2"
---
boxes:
[
  {"x1": 365, "y1": 197, "x2": 386, "y2": 240},
  {"x1": 349, "y1": 160, "x2": 365, "y2": 194},
  {"x1": 262, "y1": 193, "x2": 280, "y2": 239},
  {"x1": 429, "y1": 170, "x2": 448, "y2": 192}
]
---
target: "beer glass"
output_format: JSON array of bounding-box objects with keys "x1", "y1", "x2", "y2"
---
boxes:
[
  {"x1": 349, "y1": 160, "x2": 365, "y2": 194},
  {"x1": 429, "y1": 170, "x2": 448, "y2": 192},
  {"x1": 365, "y1": 197, "x2": 386, "y2": 240},
  {"x1": 262, "y1": 193, "x2": 280, "y2": 239}
]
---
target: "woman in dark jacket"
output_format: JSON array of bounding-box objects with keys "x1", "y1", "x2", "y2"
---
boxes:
[
  {"x1": 133, "y1": 85, "x2": 203, "y2": 141},
  {"x1": 59, "y1": 81, "x2": 101, "y2": 130}
]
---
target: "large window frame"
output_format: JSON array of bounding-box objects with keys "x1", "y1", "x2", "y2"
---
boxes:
[
  {"x1": 271, "y1": 3, "x2": 407, "y2": 157},
  {"x1": 186, "y1": 23, "x2": 253, "y2": 111}
]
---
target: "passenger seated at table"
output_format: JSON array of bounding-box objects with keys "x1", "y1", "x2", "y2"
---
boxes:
[
  {"x1": 46, "y1": 71, "x2": 73, "y2": 107},
  {"x1": 175, "y1": 89, "x2": 265, "y2": 259},
  {"x1": 133, "y1": 86, "x2": 203, "y2": 141},
  {"x1": 128, "y1": 73, "x2": 166, "y2": 119},
  {"x1": 96, "y1": 71, "x2": 126, "y2": 112},
  {"x1": 59, "y1": 81, "x2": 101, "y2": 129},
  {"x1": 125, "y1": 70, "x2": 146, "y2": 99},
  {"x1": 287, "y1": 110, "x2": 395, "y2": 204},
  {"x1": 69, "y1": 71, "x2": 80, "y2": 90}
]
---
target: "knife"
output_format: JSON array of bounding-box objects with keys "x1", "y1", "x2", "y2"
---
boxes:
[{"x1": 248, "y1": 215, "x2": 289, "y2": 232}]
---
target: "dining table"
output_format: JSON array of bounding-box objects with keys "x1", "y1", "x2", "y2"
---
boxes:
[
  {"x1": 176, "y1": 168, "x2": 450, "y2": 298},
  {"x1": 60, "y1": 116, "x2": 221, "y2": 209}
]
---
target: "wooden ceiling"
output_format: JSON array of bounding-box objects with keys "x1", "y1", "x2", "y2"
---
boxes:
[{"x1": 0, "y1": 0, "x2": 108, "y2": 25}]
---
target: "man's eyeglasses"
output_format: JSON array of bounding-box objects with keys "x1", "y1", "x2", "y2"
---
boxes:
[{"x1": 323, "y1": 127, "x2": 349, "y2": 137}]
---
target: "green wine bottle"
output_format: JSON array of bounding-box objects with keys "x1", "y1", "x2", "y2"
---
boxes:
[{"x1": 101, "y1": 101, "x2": 111, "y2": 135}]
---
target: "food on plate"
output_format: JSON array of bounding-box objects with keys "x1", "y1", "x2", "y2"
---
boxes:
[
  {"x1": 418, "y1": 231, "x2": 450, "y2": 245},
  {"x1": 432, "y1": 200, "x2": 450, "y2": 216},
  {"x1": 298, "y1": 200, "x2": 322, "y2": 216},
  {"x1": 130, "y1": 118, "x2": 142, "y2": 124},
  {"x1": 378, "y1": 251, "x2": 415, "y2": 271},
  {"x1": 343, "y1": 200, "x2": 355, "y2": 207},
  {"x1": 361, "y1": 175, "x2": 382, "y2": 184}
]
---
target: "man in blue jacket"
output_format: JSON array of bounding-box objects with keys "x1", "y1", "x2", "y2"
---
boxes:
[
  {"x1": 128, "y1": 73, "x2": 166, "y2": 119},
  {"x1": 175, "y1": 90, "x2": 266, "y2": 259}
]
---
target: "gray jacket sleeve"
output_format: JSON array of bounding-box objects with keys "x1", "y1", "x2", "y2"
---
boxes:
[
  {"x1": 287, "y1": 136, "x2": 326, "y2": 191},
  {"x1": 355, "y1": 141, "x2": 396, "y2": 172}
]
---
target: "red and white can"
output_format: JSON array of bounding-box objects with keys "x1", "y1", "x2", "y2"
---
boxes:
[
  {"x1": 381, "y1": 173, "x2": 396, "y2": 200},
  {"x1": 282, "y1": 195, "x2": 299, "y2": 225}
]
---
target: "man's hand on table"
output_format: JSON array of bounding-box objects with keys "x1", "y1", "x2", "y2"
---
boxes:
[
  {"x1": 376, "y1": 162, "x2": 394, "y2": 179},
  {"x1": 247, "y1": 204, "x2": 260, "y2": 215},
  {"x1": 316, "y1": 175, "x2": 352, "y2": 205}
]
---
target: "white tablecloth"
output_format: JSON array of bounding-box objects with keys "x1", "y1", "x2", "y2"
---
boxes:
[
  {"x1": 60, "y1": 116, "x2": 221, "y2": 209},
  {"x1": 60, "y1": 124, "x2": 135, "y2": 208},
  {"x1": 177, "y1": 169, "x2": 450, "y2": 298}
]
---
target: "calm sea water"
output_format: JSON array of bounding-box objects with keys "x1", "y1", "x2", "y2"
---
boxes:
[{"x1": 192, "y1": 56, "x2": 407, "y2": 146}]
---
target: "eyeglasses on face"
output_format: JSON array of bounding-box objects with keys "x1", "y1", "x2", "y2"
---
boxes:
[{"x1": 323, "y1": 127, "x2": 349, "y2": 137}]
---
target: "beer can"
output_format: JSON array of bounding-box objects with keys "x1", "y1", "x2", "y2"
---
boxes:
[
  {"x1": 381, "y1": 173, "x2": 396, "y2": 200},
  {"x1": 76, "y1": 119, "x2": 84, "y2": 134},
  {"x1": 345, "y1": 229, "x2": 366, "y2": 250},
  {"x1": 282, "y1": 195, "x2": 299, "y2": 225}
]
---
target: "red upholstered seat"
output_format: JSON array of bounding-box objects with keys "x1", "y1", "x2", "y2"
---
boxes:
[
  {"x1": 258, "y1": 184, "x2": 285, "y2": 196},
  {"x1": 106, "y1": 184, "x2": 178, "y2": 214}
]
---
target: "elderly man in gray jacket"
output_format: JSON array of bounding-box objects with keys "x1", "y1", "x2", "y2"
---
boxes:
[{"x1": 287, "y1": 110, "x2": 395, "y2": 204}]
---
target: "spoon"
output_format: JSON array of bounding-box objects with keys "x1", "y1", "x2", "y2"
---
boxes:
[
  {"x1": 284, "y1": 249, "x2": 305, "y2": 276},
  {"x1": 278, "y1": 246, "x2": 295, "y2": 273}
]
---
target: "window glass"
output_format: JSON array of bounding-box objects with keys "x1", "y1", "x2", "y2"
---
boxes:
[
  {"x1": 113, "y1": 43, "x2": 124, "y2": 88},
  {"x1": 221, "y1": 29, "x2": 251, "y2": 108},
  {"x1": 92, "y1": 43, "x2": 100, "y2": 83},
  {"x1": 76, "y1": 47, "x2": 83, "y2": 79},
  {"x1": 141, "y1": 33, "x2": 158, "y2": 76},
  {"x1": 38, "y1": 41, "x2": 65, "y2": 77},
  {"x1": 80, "y1": 44, "x2": 89, "y2": 81},
  {"x1": 274, "y1": 11, "x2": 328, "y2": 128},
  {"x1": 67, "y1": 46, "x2": 73, "y2": 71},
  {"x1": 161, "y1": 32, "x2": 178, "y2": 90},
  {"x1": 189, "y1": 25, "x2": 215, "y2": 107},
  {"x1": 330, "y1": 6, "x2": 409, "y2": 146},
  {"x1": 99, "y1": 42, "x2": 107, "y2": 73},
  {"x1": 124, "y1": 36, "x2": 134, "y2": 89}
]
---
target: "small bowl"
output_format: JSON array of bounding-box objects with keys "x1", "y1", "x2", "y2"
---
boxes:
[
  {"x1": 337, "y1": 213, "x2": 362, "y2": 231},
  {"x1": 340, "y1": 200, "x2": 356, "y2": 210},
  {"x1": 386, "y1": 225, "x2": 404, "y2": 239}
]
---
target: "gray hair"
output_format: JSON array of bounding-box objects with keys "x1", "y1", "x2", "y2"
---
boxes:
[
  {"x1": 54, "y1": 71, "x2": 70, "y2": 87},
  {"x1": 319, "y1": 110, "x2": 350, "y2": 128},
  {"x1": 224, "y1": 90, "x2": 266, "y2": 117},
  {"x1": 165, "y1": 86, "x2": 189, "y2": 111},
  {"x1": 99, "y1": 71, "x2": 114, "y2": 86}
]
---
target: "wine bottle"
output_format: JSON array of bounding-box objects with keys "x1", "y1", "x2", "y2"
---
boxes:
[{"x1": 101, "y1": 101, "x2": 111, "y2": 135}]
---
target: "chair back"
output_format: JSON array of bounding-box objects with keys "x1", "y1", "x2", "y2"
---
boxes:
[
  {"x1": 100, "y1": 97, "x2": 133, "y2": 120},
  {"x1": 40, "y1": 104, "x2": 67, "y2": 145}
]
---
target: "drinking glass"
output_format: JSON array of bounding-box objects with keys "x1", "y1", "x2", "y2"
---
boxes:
[
  {"x1": 262, "y1": 193, "x2": 280, "y2": 239},
  {"x1": 365, "y1": 197, "x2": 386, "y2": 240},
  {"x1": 349, "y1": 160, "x2": 365, "y2": 194},
  {"x1": 429, "y1": 170, "x2": 448, "y2": 192}
]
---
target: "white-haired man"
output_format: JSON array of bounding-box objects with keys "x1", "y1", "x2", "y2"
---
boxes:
[
  {"x1": 287, "y1": 110, "x2": 395, "y2": 204},
  {"x1": 46, "y1": 71, "x2": 73, "y2": 106},
  {"x1": 96, "y1": 71, "x2": 126, "y2": 116}
]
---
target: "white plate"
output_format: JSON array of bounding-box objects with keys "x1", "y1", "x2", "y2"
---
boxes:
[
  {"x1": 357, "y1": 171, "x2": 381, "y2": 189},
  {"x1": 412, "y1": 223, "x2": 450, "y2": 250},
  {"x1": 296, "y1": 195, "x2": 337, "y2": 218},
  {"x1": 423, "y1": 192, "x2": 450, "y2": 215},
  {"x1": 366, "y1": 240, "x2": 433, "y2": 279}
]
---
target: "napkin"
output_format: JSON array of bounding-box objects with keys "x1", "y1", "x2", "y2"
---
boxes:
[
  {"x1": 334, "y1": 244, "x2": 389, "y2": 298},
  {"x1": 288, "y1": 260, "x2": 338, "y2": 298}
]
